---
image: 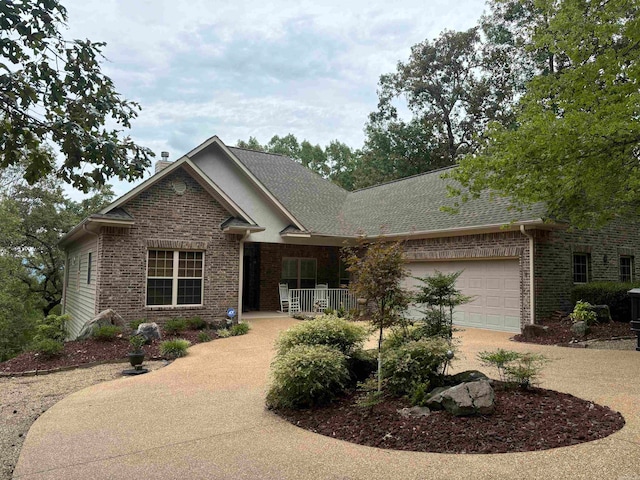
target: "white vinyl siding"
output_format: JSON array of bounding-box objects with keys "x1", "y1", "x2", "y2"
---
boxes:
[{"x1": 64, "y1": 237, "x2": 98, "y2": 339}]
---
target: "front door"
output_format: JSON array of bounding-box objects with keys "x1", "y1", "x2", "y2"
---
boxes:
[{"x1": 242, "y1": 243, "x2": 260, "y2": 312}]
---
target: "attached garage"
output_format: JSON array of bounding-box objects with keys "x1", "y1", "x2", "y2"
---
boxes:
[{"x1": 403, "y1": 259, "x2": 521, "y2": 333}]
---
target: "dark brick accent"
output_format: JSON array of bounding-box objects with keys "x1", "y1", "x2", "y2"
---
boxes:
[{"x1": 95, "y1": 168, "x2": 241, "y2": 326}]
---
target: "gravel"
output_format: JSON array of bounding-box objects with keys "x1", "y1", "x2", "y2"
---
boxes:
[{"x1": 0, "y1": 361, "x2": 166, "y2": 480}]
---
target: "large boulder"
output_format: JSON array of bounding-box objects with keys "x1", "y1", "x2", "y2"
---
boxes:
[
  {"x1": 449, "y1": 370, "x2": 490, "y2": 385},
  {"x1": 76, "y1": 309, "x2": 125, "y2": 340},
  {"x1": 398, "y1": 406, "x2": 431, "y2": 418},
  {"x1": 136, "y1": 322, "x2": 162, "y2": 343},
  {"x1": 426, "y1": 380, "x2": 495, "y2": 416},
  {"x1": 522, "y1": 324, "x2": 549, "y2": 340},
  {"x1": 591, "y1": 305, "x2": 612, "y2": 323}
]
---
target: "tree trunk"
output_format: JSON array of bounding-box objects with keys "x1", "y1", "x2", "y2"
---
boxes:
[{"x1": 378, "y1": 325, "x2": 384, "y2": 392}]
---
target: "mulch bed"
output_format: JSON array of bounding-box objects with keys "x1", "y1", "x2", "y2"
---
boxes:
[
  {"x1": 275, "y1": 387, "x2": 625, "y2": 454},
  {"x1": 513, "y1": 318, "x2": 633, "y2": 346},
  {"x1": 0, "y1": 330, "x2": 211, "y2": 375}
]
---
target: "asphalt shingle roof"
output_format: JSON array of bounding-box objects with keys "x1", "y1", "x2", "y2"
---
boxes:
[{"x1": 228, "y1": 148, "x2": 546, "y2": 236}]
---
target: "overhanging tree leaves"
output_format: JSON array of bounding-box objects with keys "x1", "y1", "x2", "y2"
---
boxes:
[
  {"x1": 0, "y1": 0, "x2": 153, "y2": 191},
  {"x1": 450, "y1": 0, "x2": 640, "y2": 228}
]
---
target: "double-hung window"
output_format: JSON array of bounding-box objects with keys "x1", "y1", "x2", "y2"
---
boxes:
[
  {"x1": 572, "y1": 253, "x2": 589, "y2": 284},
  {"x1": 147, "y1": 250, "x2": 203, "y2": 306},
  {"x1": 281, "y1": 258, "x2": 317, "y2": 289},
  {"x1": 620, "y1": 256, "x2": 633, "y2": 282}
]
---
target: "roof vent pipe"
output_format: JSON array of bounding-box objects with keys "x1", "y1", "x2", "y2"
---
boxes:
[{"x1": 155, "y1": 151, "x2": 172, "y2": 174}]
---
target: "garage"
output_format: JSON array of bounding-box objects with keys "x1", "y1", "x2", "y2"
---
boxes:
[{"x1": 403, "y1": 259, "x2": 521, "y2": 333}]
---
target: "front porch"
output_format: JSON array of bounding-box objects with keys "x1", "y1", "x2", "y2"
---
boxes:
[{"x1": 242, "y1": 242, "x2": 353, "y2": 314}]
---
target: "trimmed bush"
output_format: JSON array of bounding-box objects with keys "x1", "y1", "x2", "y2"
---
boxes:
[
  {"x1": 92, "y1": 325, "x2": 122, "y2": 341},
  {"x1": 230, "y1": 322, "x2": 250, "y2": 336},
  {"x1": 33, "y1": 338, "x2": 64, "y2": 358},
  {"x1": 34, "y1": 314, "x2": 69, "y2": 342},
  {"x1": 266, "y1": 344, "x2": 350, "y2": 409},
  {"x1": 197, "y1": 332, "x2": 212, "y2": 342},
  {"x1": 163, "y1": 318, "x2": 187, "y2": 335},
  {"x1": 217, "y1": 328, "x2": 232, "y2": 338},
  {"x1": 571, "y1": 282, "x2": 639, "y2": 322},
  {"x1": 186, "y1": 316, "x2": 207, "y2": 330},
  {"x1": 159, "y1": 339, "x2": 191, "y2": 359},
  {"x1": 382, "y1": 338, "x2": 453, "y2": 397},
  {"x1": 276, "y1": 315, "x2": 368, "y2": 355}
]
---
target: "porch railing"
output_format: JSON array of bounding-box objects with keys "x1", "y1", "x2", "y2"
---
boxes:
[{"x1": 288, "y1": 288, "x2": 357, "y2": 314}]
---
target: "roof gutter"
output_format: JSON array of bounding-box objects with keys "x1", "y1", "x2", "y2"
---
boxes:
[{"x1": 520, "y1": 225, "x2": 536, "y2": 325}]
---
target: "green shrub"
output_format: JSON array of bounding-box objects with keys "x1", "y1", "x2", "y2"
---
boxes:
[
  {"x1": 478, "y1": 349, "x2": 548, "y2": 389},
  {"x1": 569, "y1": 300, "x2": 598, "y2": 326},
  {"x1": 276, "y1": 315, "x2": 368, "y2": 356},
  {"x1": 382, "y1": 338, "x2": 453, "y2": 397},
  {"x1": 217, "y1": 328, "x2": 232, "y2": 338},
  {"x1": 129, "y1": 334, "x2": 146, "y2": 351},
  {"x1": 163, "y1": 318, "x2": 187, "y2": 335},
  {"x1": 33, "y1": 338, "x2": 64, "y2": 358},
  {"x1": 230, "y1": 322, "x2": 250, "y2": 336},
  {"x1": 266, "y1": 344, "x2": 349, "y2": 409},
  {"x1": 159, "y1": 339, "x2": 191, "y2": 359},
  {"x1": 129, "y1": 319, "x2": 145, "y2": 330},
  {"x1": 197, "y1": 332, "x2": 212, "y2": 342},
  {"x1": 92, "y1": 325, "x2": 122, "y2": 341},
  {"x1": 571, "y1": 281, "x2": 639, "y2": 322},
  {"x1": 346, "y1": 349, "x2": 377, "y2": 382},
  {"x1": 186, "y1": 316, "x2": 207, "y2": 330},
  {"x1": 34, "y1": 314, "x2": 69, "y2": 342}
]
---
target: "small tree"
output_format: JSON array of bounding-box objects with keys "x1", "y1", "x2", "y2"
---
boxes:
[
  {"x1": 413, "y1": 270, "x2": 471, "y2": 340},
  {"x1": 343, "y1": 239, "x2": 410, "y2": 392}
]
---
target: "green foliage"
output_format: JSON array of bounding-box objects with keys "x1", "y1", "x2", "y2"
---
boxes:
[
  {"x1": 266, "y1": 344, "x2": 350, "y2": 410},
  {"x1": 382, "y1": 338, "x2": 453, "y2": 397},
  {"x1": 230, "y1": 322, "x2": 250, "y2": 336},
  {"x1": 32, "y1": 338, "x2": 64, "y2": 358},
  {"x1": 571, "y1": 282, "x2": 638, "y2": 322},
  {"x1": 92, "y1": 325, "x2": 121, "y2": 342},
  {"x1": 450, "y1": 0, "x2": 640, "y2": 228},
  {"x1": 163, "y1": 318, "x2": 187, "y2": 335},
  {"x1": 129, "y1": 319, "x2": 145, "y2": 330},
  {"x1": 129, "y1": 334, "x2": 146, "y2": 352},
  {"x1": 186, "y1": 316, "x2": 207, "y2": 330},
  {"x1": 197, "y1": 332, "x2": 212, "y2": 343},
  {"x1": 276, "y1": 315, "x2": 368, "y2": 356},
  {"x1": 478, "y1": 349, "x2": 548, "y2": 389},
  {"x1": 355, "y1": 378, "x2": 385, "y2": 409},
  {"x1": 0, "y1": 0, "x2": 152, "y2": 190},
  {"x1": 34, "y1": 314, "x2": 69, "y2": 342},
  {"x1": 159, "y1": 339, "x2": 191, "y2": 359},
  {"x1": 413, "y1": 270, "x2": 471, "y2": 340},
  {"x1": 217, "y1": 328, "x2": 232, "y2": 338},
  {"x1": 569, "y1": 301, "x2": 597, "y2": 326}
]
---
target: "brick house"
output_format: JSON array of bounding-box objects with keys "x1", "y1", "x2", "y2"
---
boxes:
[{"x1": 60, "y1": 136, "x2": 640, "y2": 338}]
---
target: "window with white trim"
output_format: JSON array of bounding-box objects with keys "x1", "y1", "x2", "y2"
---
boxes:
[
  {"x1": 146, "y1": 250, "x2": 204, "y2": 306},
  {"x1": 572, "y1": 253, "x2": 589, "y2": 284},
  {"x1": 620, "y1": 256, "x2": 633, "y2": 282},
  {"x1": 281, "y1": 258, "x2": 316, "y2": 289}
]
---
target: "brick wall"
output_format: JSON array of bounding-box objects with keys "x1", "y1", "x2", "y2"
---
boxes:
[
  {"x1": 534, "y1": 219, "x2": 640, "y2": 319},
  {"x1": 404, "y1": 231, "x2": 531, "y2": 329},
  {"x1": 96, "y1": 168, "x2": 241, "y2": 325},
  {"x1": 258, "y1": 244, "x2": 342, "y2": 311}
]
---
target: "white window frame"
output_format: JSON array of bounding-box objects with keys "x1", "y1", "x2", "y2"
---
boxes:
[
  {"x1": 146, "y1": 250, "x2": 204, "y2": 307},
  {"x1": 281, "y1": 257, "x2": 317, "y2": 289},
  {"x1": 573, "y1": 253, "x2": 589, "y2": 284}
]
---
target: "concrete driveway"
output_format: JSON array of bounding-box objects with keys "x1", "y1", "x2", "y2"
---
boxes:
[{"x1": 13, "y1": 318, "x2": 640, "y2": 479}]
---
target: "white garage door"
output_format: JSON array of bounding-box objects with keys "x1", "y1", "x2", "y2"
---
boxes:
[{"x1": 403, "y1": 259, "x2": 521, "y2": 333}]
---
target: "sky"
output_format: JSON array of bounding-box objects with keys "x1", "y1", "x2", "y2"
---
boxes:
[{"x1": 61, "y1": 0, "x2": 487, "y2": 199}]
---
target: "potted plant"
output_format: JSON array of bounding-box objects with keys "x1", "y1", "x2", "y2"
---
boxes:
[{"x1": 128, "y1": 334, "x2": 146, "y2": 370}]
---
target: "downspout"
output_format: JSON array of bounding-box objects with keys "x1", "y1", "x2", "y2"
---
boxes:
[
  {"x1": 62, "y1": 252, "x2": 69, "y2": 315},
  {"x1": 237, "y1": 230, "x2": 251, "y2": 324},
  {"x1": 520, "y1": 225, "x2": 535, "y2": 325},
  {"x1": 83, "y1": 224, "x2": 100, "y2": 317}
]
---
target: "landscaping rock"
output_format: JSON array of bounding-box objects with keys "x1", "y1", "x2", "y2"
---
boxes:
[
  {"x1": 76, "y1": 309, "x2": 125, "y2": 340},
  {"x1": 571, "y1": 321, "x2": 590, "y2": 338},
  {"x1": 397, "y1": 406, "x2": 431, "y2": 418},
  {"x1": 136, "y1": 323, "x2": 162, "y2": 343},
  {"x1": 426, "y1": 380, "x2": 495, "y2": 416},
  {"x1": 591, "y1": 305, "x2": 612, "y2": 323},
  {"x1": 522, "y1": 324, "x2": 549, "y2": 339},
  {"x1": 449, "y1": 370, "x2": 490, "y2": 385}
]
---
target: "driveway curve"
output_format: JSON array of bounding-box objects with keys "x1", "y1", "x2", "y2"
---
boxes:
[{"x1": 14, "y1": 318, "x2": 640, "y2": 479}]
